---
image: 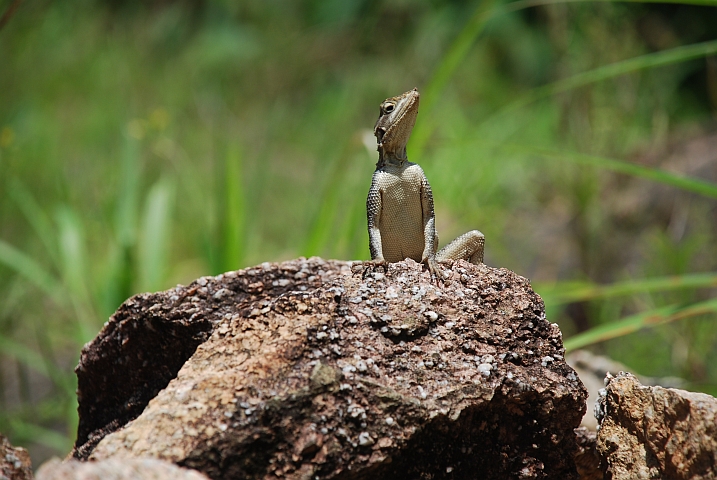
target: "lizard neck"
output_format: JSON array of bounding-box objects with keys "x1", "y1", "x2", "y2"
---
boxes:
[{"x1": 376, "y1": 146, "x2": 408, "y2": 169}]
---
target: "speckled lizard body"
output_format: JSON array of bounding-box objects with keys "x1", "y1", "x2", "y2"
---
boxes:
[{"x1": 360, "y1": 88, "x2": 484, "y2": 277}]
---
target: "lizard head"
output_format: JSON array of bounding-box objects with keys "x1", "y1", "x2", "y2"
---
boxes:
[{"x1": 374, "y1": 88, "x2": 419, "y2": 163}]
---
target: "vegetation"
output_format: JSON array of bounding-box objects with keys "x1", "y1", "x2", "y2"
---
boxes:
[{"x1": 1, "y1": 0, "x2": 716, "y2": 465}]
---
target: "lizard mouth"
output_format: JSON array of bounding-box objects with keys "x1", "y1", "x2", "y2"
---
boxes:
[{"x1": 375, "y1": 127, "x2": 386, "y2": 143}]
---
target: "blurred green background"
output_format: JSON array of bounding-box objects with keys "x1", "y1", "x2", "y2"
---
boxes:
[{"x1": 1, "y1": 0, "x2": 716, "y2": 467}]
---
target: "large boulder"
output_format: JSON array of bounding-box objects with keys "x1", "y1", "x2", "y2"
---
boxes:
[
  {"x1": 72, "y1": 257, "x2": 588, "y2": 479},
  {"x1": 596, "y1": 372, "x2": 717, "y2": 479}
]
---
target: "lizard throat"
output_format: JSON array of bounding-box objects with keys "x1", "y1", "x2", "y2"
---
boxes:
[{"x1": 376, "y1": 146, "x2": 408, "y2": 169}]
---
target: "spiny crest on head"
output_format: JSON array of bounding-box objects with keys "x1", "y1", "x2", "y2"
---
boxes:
[{"x1": 374, "y1": 88, "x2": 420, "y2": 160}]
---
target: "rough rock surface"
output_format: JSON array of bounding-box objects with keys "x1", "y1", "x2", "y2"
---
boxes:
[
  {"x1": 35, "y1": 457, "x2": 209, "y2": 479},
  {"x1": 567, "y1": 349, "x2": 685, "y2": 431},
  {"x1": 74, "y1": 257, "x2": 587, "y2": 479},
  {"x1": 73, "y1": 284, "x2": 214, "y2": 459},
  {"x1": 573, "y1": 427, "x2": 601, "y2": 480},
  {"x1": 596, "y1": 372, "x2": 717, "y2": 479},
  {"x1": 1, "y1": 433, "x2": 33, "y2": 480}
]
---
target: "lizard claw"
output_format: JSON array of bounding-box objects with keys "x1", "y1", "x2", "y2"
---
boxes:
[{"x1": 423, "y1": 256, "x2": 443, "y2": 285}]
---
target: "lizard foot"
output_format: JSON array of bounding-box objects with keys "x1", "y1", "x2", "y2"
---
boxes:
[
  {"x1": 351, "y1": 259, "x2": 388, "y2": 278},
  {"x1": 423, "y1": 257, "x2": 444, "y2": 285}
]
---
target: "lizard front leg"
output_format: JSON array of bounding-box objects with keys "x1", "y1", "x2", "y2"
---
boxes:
[
  {"x1": 353, "y1": 176, "x2": 388, "y2": 276},
  {"x1": 419, "y1": 171, "x2": 441, "y2": 280}
]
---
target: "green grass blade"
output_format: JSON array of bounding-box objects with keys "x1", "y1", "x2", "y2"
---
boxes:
[
  {"x1": 410, "y1": 0, "x2": 498, "y2": 158},
  {"x1": 55, "y1": 206, "x2": 101, "y2": 341},
  {"x1": 33, "y1": 320, "x2": 76, "y2": 397},
  {"x1": 420, "y1": 0, "x2": 498, "y2": 114},
  {"x1": 8, "y1": 418, "x2": 72, "y2": 453},
  {"x1": 64, "y1": 396, "x2": 79, "y2": 442},
  {"x1": 413, "y1": 0, "x2": 717, "y2": 157},
  {"x1": 501, "y1": 0, "x2": 717, "y2": 14},
  {"x1": 99, "y1": 244, "x2": 134, "y2": 319},
  {"x1": 303, "y1": 187, "x2": 340, "y2": 258},
  {"x1": 55, "y1": 206, "x2": 91, "y2": 304},
  {"x1": 537, "y1": 272, "x2": 717, "y2": 305},
  {"x1": 482, "y1": 39, "x2": 717, "y2": 126},
  {"x1": 564, "y1": 298, "x2": 717, "y2": 351},
  {"x1": 336, "y1": 195, "x2": 367, "y2": 261},
  {"x1": 8, "y1": 179, "x2": 60, "y2": 266},
  {"x1": 222, "y1": 145, "x2": 245, "y2": 271},
  {"x1": 138, "y1": 178, "x2": 175, "y2": 291},
  {"x1": 0, "y1": 335, "x2": 53, "y2": 379},
  {"x1": 116, "y1": 135, "x2": 141, "y2": 247},
  {"x1": 105, "y1": 135, "x2": 142, "y2": 309},
  {"x1": 0, "y1": 334, "x2": 73, "y2": 396},
  {"x1": 303, "y1": 154, "x2": 350, "y2": 258},
  {"x1": 0, "y1": 239, "x2": 63, "y2": 303},
  {"x1": 502, "y1": 144, "x2": 717, "y2": 199}
]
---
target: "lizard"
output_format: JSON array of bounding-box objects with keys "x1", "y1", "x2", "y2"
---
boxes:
[{"x1": 356, "y1": 88, "x2": 485, "y2": 278}]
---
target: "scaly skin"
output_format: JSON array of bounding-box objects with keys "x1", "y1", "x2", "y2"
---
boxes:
[{"x1": 357, "y1": 88, "x2": 485, "y2": 278}]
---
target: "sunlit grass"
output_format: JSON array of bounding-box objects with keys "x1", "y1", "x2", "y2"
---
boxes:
[
  {"x1": 537, "y1": 272, "x2": 717, "y2": 305},
  {"x1": 563, "y1": 298, "x2": 717, "y2": 351}
]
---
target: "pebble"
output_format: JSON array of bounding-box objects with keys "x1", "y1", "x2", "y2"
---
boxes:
[
  {"x1": 358, "y1": 432, "x2": 374, "y2": 446},
  {"x1": 424, "y1": 311, "x2": 439, "y2": 321}
]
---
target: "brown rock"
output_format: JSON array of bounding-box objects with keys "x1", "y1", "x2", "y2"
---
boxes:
[
  {"x1": 1, "y1": 433, "x2": 33, "y2": 480},
  {"x1": 596, "y1": 372, "x2": 717, "y2": 479},
  {"x1": 567, "y1": 349, "x2": 685, "y2": 431},
  {"x1": 74, "y1": 257, "x2": 587, "y2": 479},
  {"x1": 35, "y1": 457, "x2": 209, "y2": 479},
  {"x1": 73, "y1": 282, "x2": 215, "y2": 460}
]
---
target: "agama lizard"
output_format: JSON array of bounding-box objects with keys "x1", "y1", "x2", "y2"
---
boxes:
[{"x1": 358, "y1": 88, "x2": 484, "y2": 278}]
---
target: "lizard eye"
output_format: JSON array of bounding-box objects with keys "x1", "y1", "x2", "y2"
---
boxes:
[{"x1": 384, "y1": 103, "x2": 395, "y2": 114}]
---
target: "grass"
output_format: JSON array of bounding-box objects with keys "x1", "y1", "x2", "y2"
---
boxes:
[
  {"x1": 1, "y1": 0, "x2": 716, "y2": 466},
  {"x1": 563, "y1": 297, "x2": 717, "y2": 351}
]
